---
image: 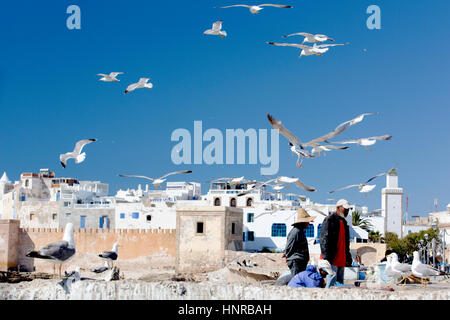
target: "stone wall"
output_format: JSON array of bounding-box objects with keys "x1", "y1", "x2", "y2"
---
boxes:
[{"x1": 0, "y1": 220, "x2": 20, "y2": 271}]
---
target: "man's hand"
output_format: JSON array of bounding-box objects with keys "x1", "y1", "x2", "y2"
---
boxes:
[{"x1": 281, "y1": 253, "x2": 286, "y2": 258}]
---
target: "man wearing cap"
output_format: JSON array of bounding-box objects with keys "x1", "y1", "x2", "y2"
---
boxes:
[
  {"x1": 282, "y1": 208, "x2": 315, "y2": 277},
  {"x1": 319, "y1": 199, "x2": 352, "y2": 285}
]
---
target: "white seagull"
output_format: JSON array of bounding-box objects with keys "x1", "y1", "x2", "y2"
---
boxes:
[
  {"x1": 267, "y1": 114, "x2": 351, "y2": 168},
  {"x1": 60, "y1": 139, "x2": 97, "y2": 168},
  {"x1": 26, "y1": 223, "x2": 76, "y2": 278},
  {"x1": 215, "y1": 4, "x2": 292, "y2": 14},
  {"x1": 390, "y1": 252, "x2": 412, "y2": 285},
  {"x1": 215, "y1": 176, "x2": 245, "y2": 184},
  {"x1": 204, "y1": 20, "x2": 227, "y2": 38},
  {"x1": 412, "y1": 251, "x2": 443, "y2": 286},
  {"x1": 283, "y1": 32, "x2": 335, "y2": 44},
  {"x1": 334, "y1": 112, "x2": 378, "y2": 132},
  {"x1": 328, "y1": 169, "x2": 393, "y2": 194},
  {"x1": 310, "y1": 144, "x2": 349, "y2": 157},
  {"x1": 98, "y1": 242, "x2": 120, "y2": 269},
  {"x1": 118, "y1": 170, "x2": 193, "y2": 189},
  {"x1": 237, "y1": 176, "x2": 315, "y2": 197},
  {"x1": 332, "y1": 135, "x2": 392, "y2": 150},
  {"x1": 384, "y1": 255, "x2": 402, "y2": 285},
  {"x1": 125, "y1": 78, "x2": 153, "y2": 94},
  {"x1": 267, "y1": 42, "x2": 348, "y2": 59},
  {"x1": 97, "y1": 72, "x2": 124, "y2": 82}
]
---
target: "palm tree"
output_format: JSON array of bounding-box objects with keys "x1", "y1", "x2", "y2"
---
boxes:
[
  {"x1": 369, "y1": 230, "x2": 384, "y2": 243},
  {"x1": 352, "y1": 211, "x2": 373, "y2": 231}
]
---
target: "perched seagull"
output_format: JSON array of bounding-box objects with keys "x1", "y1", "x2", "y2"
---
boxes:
[
  {"x1": 125, "y1": 78, "x2": 153, "y2": 94},
  {"x1": 283, "y1": 32, "x2": 335, "y2": 44},
  {"x1": 98, "y1": 242, "x2": 120, "y2": 269},
  {"x1": 26, "y1": 223, "x2": 76, "y2": 278},
  {"x1": 267, "y1": 114, "x2": 350, "y2": 167},
  {"x1": 58, "y1": 266, "x2": 83, "y2": 294},
  {"x1": 328, "y1": 169, "x2": 392, "y2": 194},
  {"x1": 97, "y1": 72, "x2": 124, "y2": 82},
  {"x1": 204, "y1": 20, "x2": 227, "y2": 38},
  {"x1": 60, "y1": 139, "x2": 97, "y2": 168},
  {"x1": 412, "y1": 251, "x2": 443, "y2": 286},
  {"x1": 384, "y1": 255, "x2": 402, "y2": 285},
  {"x1": 238, "y1": 176, "x2": 315, "y2": 197},
  {"x1": 267, "y1": 42, "x2": 348, "y2": 59},
  {"x1": 332, "y1": 135, "x2": 392, "y2": 150},
  {"x1": 215, "y1": 4, "x2": 292, "y2": 14},
  {"x1": 390, "y1": 252, "x2": 412, "y2": 285},
  {"x1": 91, "y1": 262, "x2": 110, "y2": 274},
  {"x1": 118, "y1": 170, "x2": 193, "y2": 189}
]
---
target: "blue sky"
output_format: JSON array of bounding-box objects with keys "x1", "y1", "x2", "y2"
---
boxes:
[{"x1": 0, "y1": 1, "x2": 449, "y2": 215}]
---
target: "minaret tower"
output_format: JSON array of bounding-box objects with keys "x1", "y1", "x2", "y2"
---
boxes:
[{"x1": 381, "y1": 168, "x2": 404, "y2": 238}]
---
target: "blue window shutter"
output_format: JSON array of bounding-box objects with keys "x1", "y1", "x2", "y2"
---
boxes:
[
  {"x1": 99, "y1": 216, "x2": 104, "y2": 228},
  {"x1": 80, "y1": 216, "x2": 86, "y2": 229}
]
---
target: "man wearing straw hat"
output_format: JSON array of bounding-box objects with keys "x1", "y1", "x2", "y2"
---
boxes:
[{"x1": 282, "y1": 208, "x2": 316, "y2": 276}]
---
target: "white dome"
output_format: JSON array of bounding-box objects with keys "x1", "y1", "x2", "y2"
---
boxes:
[{"x1": 0, "y1": 172, "x2": 10, "y2": 183}]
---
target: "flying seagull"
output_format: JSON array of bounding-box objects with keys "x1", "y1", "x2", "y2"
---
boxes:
[
  {"x1": 332, "y1": 135, "x2": 392, "y2": 149},
  {"x1": 267, "y1": 114, "x2": 351, "y2": 167},
  {"x1": 267, "y1": 42, "x2": 348, "y2": 59},
  {"x1": 334, "y1": 112, "x2": 378, "y2": 132},
  {"x1": 283, "y1": 32, "x2": 335, "y2": 44},
  {"x1": 237, "y1": 176, "x2": 315, "y2": 197},
  {"x1": 118, "y1": 170, "x2": 193, "y2": 189},
  {"x1": 215, "y1": 176, "x2": 245, "y2": 184},
  {"x1": 97, "y1": 72, "x2": 124, "y2": 82},
  {"x1": 310, "y1": 144, "x2": 349, "y2": 157},
  {"x1": 215, "y1": 4, "x2": 292, "y2": 14},
  {"x1": 328, "y1": 169, "x2": 393, "y2": 194},
  {"x1": 204, "y1": 20, "x2": 227, "y2": 38},
  {"x1": 60, "y1": 139, "x2": 97, "y2": 168},
  {"x1": 98, "y1": 242, "x2": 120, "y2": 269},
  {"x1": 125, "y1": 78, "x2": 153, "y2": 94},
  {"x1": 26, "y1": 223, "x2": 76, "y2": 278}
]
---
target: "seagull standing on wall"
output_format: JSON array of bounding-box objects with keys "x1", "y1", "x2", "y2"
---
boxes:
[
  {"x1": 98, "y1": 242, "x2": 120, "y2": 269},
  {"x1": 97, "y1": 72, "x2": 124, "y2": 82},
  {"x1": 118, "y1": 170, "x2": 193, "y2": 189},
  {"x1": 215, "y1": 4, "x2": 292, "y2": 14},
  {"x1": 26, "y1": 223, "x2": 76, "y2": 278},
  {"x1": 60, "y1": 139, "x2": 97, "y2": 168},
  {"x1": 125, "y1": 78, "x2": 153, "y2": 94}
]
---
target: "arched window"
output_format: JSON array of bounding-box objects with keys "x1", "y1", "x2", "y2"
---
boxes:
[
  {"x1": 304, "y1": 224, "x2": 315, "y2": 238},
  {"x1": 246, "y1": 198, "x2": 253, "y2": 207},
  {"x1": 214, "y1": 197, "x2": 221, "y2": 206},
  {"x1": 271, "y1": 223, "x2": 286, "y2": 237},
  {"x1": 230, "y1": 198, "x2": 237, "y2": 207},
  {"x1": 25, "y1": 179, "x2": 29, "y2": 187}
]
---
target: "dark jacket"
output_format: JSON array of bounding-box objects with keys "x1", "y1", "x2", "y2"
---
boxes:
[
  {"x1": 319, "y1": 213, "x2": 352, "y2": 267},
  {"x1": 285, "y1": 225, "x2": 309, "y2": 262},
  {"x1": 287, "y1": 265, "x2": 324, "y2": 288}
]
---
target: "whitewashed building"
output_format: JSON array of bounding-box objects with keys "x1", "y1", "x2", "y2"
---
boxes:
[{"x1": 381, "y1": 168, "x2": 404, "y2": 238}]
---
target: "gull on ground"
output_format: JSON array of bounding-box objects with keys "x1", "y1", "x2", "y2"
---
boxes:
[
  {"x1": 60, "y1": 139, "x2": 97, "y2": 168},
  {"x1": 97, "y1": 72, "x2": 124, "y2": 82},
  {"x1": 328, "y1": 169, "x2": 393, "y2": 194},
  {"x1": 412, "y1": 251, "x2": 443, "y2": 286},
  {"x1": 384, "y1": 255, "x2": 402, "y2": 285},
  {"x1": 333, "y1": 135, "x2": 392, "y2": 150},
  {"x1": 125, "y1": 78, "x2": 153, "y2": 94},
  {"x1": 390, "y1": 252, "x2": 412, "y2": 285},
  {"x1": 98, "y1": 242, "x2": 120, "y2": 269},
  {"x1": 118, "y1": 170, "x2": 193, "y2": 189},
  {"x1": 283, "y1": 32, "x2": 335, "y2": 44},
  {"x1": 215, "y1": 4, "x2": 292, "y2": 14},
  {"x1": 267, "y1": 42, "x2": 348, "y2": 59},
  {"x1": 58, "y1": 266, "x2": 84, "y2": 294},
  {"x1": 267, "y1": 114, "x2": 353, "y2": 167},
  {"x1": 204, "y1": 20, "x2": 227, "y2": 38},
  {"x1": 26, "y1": 223, "x2": 76, "y2": 278}
]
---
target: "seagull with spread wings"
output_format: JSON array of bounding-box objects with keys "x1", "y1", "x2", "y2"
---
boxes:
[
  {"x1": 332, "y1": 135, "x2": 392, "y2": 150},
  {"x1": 215, "y1": 3, "x2": 292, "y2": 14},
  {"x1": 267, "y1": 114, "x2": 353, "y2": 167},
  {"x1": 237, "y1": 176, "x2": 315, "y2": 197},
  {"x1": 267, "y1": 42, "x2": 348, "y2": 59},
  {"x1": 97, "y1": 72, "x2": 124, "y2": 82},
  {"x1": 125, "y1": 78, "x2": 153, "y2": 94},
  {"x1": 215, "y1": 176, "x2": 245, "y2": 184},
  {"x1": 328, "y1": 169, "x2": 393, "y2": 194},
  {"x1": 60, "y1": 139, "x2": 97, "y2": 168},
  {"x1": 310, "y1": 144, "x2": 349, "y2": 157},
  {"x1": 334, "y1": 112, "x2": 378, "y2": 132},
  {"x1": 283, "y1": 32, "x2": 335, "y2": 44},
  {"x1": 204, "y1": 20, "x2": 227, "y2": 38},
  {"x1": 118, "y1": 170, "x2": 193, "y2": 189}
]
